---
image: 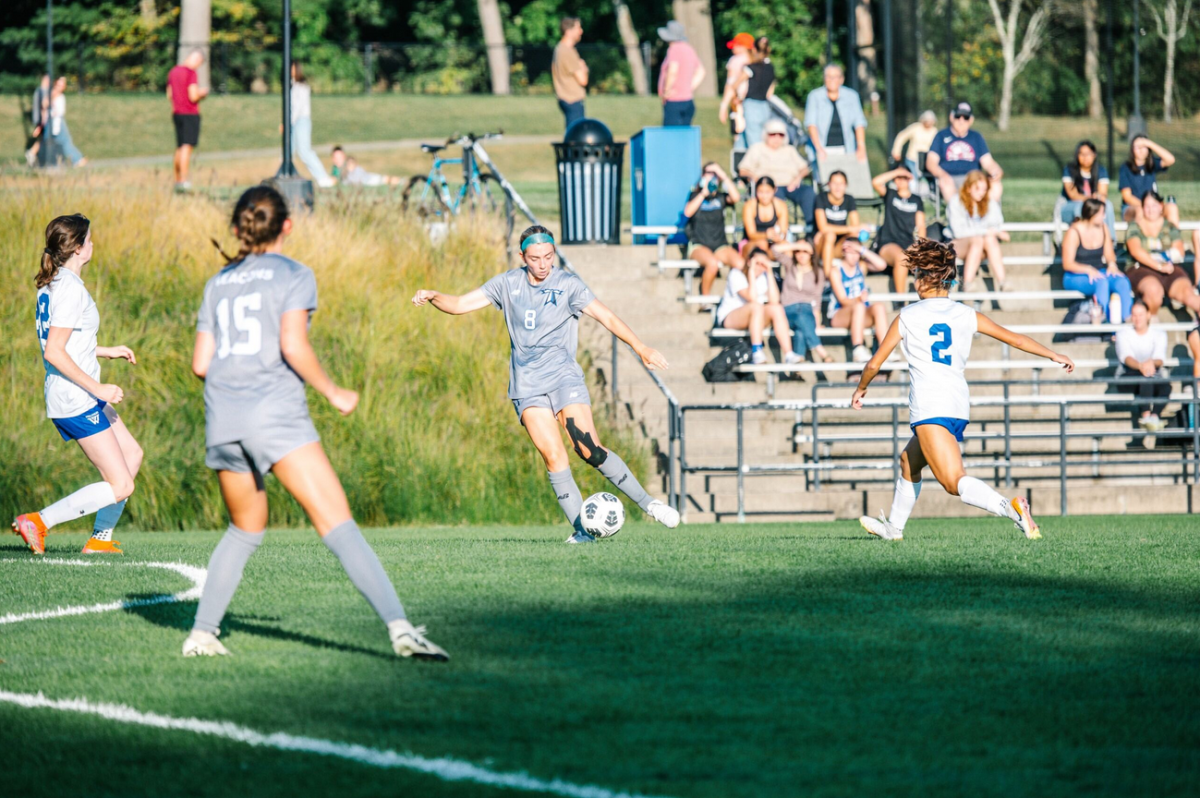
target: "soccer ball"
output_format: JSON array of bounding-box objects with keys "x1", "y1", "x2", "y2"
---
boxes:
[{"x1": 581, "y1": 492, "x2": 625, "y2": 538}]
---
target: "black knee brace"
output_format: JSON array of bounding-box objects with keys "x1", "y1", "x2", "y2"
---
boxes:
[{"x1": 566, "y1": 417, "x2": 608, "y2": 467}]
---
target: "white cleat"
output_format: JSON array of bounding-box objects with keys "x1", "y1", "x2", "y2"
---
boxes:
[
  {"x1": 182, "y1": 630, "x2": 230, "y2": 657},
  {"x1": 1010, "y1": 497, "x2": 1041, "y2": 540},
  {"x1": 859, "y1": 512, "x2": 903, "y2": 540},
  {"x1": 565, "y1": 529, "x2": 597, "y2": 544},
  {"x1": 388, "y1": 620, "x2": 449, "y2": 661},
  {"x1": 647, "y1": 500, "x2": 680, "y2": 529}
]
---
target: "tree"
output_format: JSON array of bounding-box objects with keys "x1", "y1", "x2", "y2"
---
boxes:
[
  {"x1": 985, "y1": 0, "x2": 1051, "y2": 131},
  {"x1": 178, "y1": 0, "x2": 211, "y2": 89},
  {"x1": 672, "y1": 0, "x2": 718, "y2": 97},
  {"x1": 855, "y1": 0, "x2": 878, "y2": 107},
  {"x1": 613, "y1": 0, "x2": 649, "y2": 96},
  {"x1": 1083, "y1": 0, "x2": 1101, "y2": 118},
  {"x1": 477, "y1": 0, "x2": 509, "y2": 95},
  {"x1": 1144, "y1": 0, "x2": 1194, "y2": 122}
]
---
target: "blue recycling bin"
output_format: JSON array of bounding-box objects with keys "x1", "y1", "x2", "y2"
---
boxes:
[{"x1": 630, "y1": 126, "x2": 702, "y2": 245}]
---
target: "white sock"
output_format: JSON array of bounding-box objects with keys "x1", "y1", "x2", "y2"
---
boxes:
[
  {"x1": 39, "y1": 482, "x2": 118, "y2": 529},
  {"x1": 888, "y1": 478, "x2": 921, "y2": 530},
  {"x1": 956, "y1": 476, "x2": 1015, "y2": 521}
]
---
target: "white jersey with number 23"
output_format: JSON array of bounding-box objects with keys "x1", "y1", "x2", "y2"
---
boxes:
[{"x1": 898, "y1": 297, "x2": 977, "y2": 423}]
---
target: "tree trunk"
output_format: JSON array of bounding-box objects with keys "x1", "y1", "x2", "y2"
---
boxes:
[
  {"x1": 1164, "y1": 24, "x2": 1176, "y2": 123},
  {"x1": 614, "y1": 0, "x2": 650, "y2": 96},
  {"x1": 856, "y1": 0, "x2": 878, "y2": 107},
  {"x1": 999, "y1": 56, "x2": 1015, "y2": 130},
  {"x1": 1083, "y1": 0, "x2": 1101, "y2": 118},
  {"x1": 140, "y1": 0, "x2": 157, "y2": 26},
  {"x1": 178, "y1": 0, "x2": 211, "y2": 90},
  {"x1": 477, "y1": 0, "x2": 510, "y2": 95},
  {"x1": 672, "y1": 0, "x2": 719, "y2": 97}
]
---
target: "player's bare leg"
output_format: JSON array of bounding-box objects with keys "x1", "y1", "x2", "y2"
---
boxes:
[
  {"x1": 524, "y1": 406, "x2": 591, "y2": 542},
  {"x1": 861, "y1": 436, "x2": 925, "y2": 540}
]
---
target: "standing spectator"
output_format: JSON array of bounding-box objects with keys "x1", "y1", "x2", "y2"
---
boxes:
[
  {"x1": 827, "y1": 240, "x2": 889, "y2": 363},
  {"x1": 926, "y1": 102, "x2": 1003, "y2": 200},
  {"x1": 683, "y1": 163, "x2": 743, "y2": 297},
  {"x1": 656, "y1": 21, "x2": 705, "y2": 127},
  {"x1": 1125, "y1": 191, "x2": 1200, "y2": 316},
  {"x1": 718, "y1": 33, "x2": 754, "y2": 154},
  {"x1": 890, "y1": 110, "x2": 938, "y2": 177},
  {"x1": 805, "y1": 64, "x2": 869, "y2": 166},
  {"x1": 25, "y1": 73, "x2": 50, "y2": 167},
  {"x1": 741, "y1": 176, "x2": 789, "y2": 252},
  {"x1": 948, "y1": 170, "x2": 1008, "y2": 291},
  {"x1": 871, "y1": 167, "x2": 926, "y2": 293},
  {"x1": 813, "y1": 170, "x2": 862, "y2": 274},
  {"x1": 1118, "y1": 135, "x2": 1176, "y2": 223},
  {"x1": 277, "y1": 62, "x2": 334, "y2": 187},
  {"x1": 167, "y1": 49, "x2": 209, "y2": 191},
  {"x1": 1062, "y1": 198, "x2": 1132, "y2": 324},
  {"x1": 780, "y1": 240, "x2": 833, "y2": 363},
  {"x1": 736, "y1": 37, "x2": 776, "y2": 152},
  {"x1": 1115, "y1": 300, "x2": 1172, "y2": 438},
  {"x1": 552, "y1": 17, "x2": 588, "y2": 133},
  {"x1": 48, "y1": 76, "x2": 86, "y2": 168},
  {"x1": 1060, "y1": 140, "x2": 1115, "y2": 240},
  {"x1": 716, "y1": 247, "x2": 803, "y2": 365},
  {"x1": 737, "y1": 118, "x2": 815, "y2": 227}
]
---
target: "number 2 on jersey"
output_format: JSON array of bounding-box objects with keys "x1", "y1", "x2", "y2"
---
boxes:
[
  {"x1": 215, "y1": 293, "x2": 263, "y2": 359},
  {"x1": 929, "y1": 323, "x2": 952, "y2": 365}
]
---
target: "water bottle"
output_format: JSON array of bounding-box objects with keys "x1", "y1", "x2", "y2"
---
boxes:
[
  {"x1": 1089, "y1": 297, "x2": 1104, "y2": 325},
  {"x1": 858, "y1": 225, "x2": 874, "y2": 244}
]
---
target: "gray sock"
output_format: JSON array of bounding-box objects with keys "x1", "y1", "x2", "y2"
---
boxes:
[
  {"x1": 322, "y1": 519, "x2": 406, "y2": 625},
  {"x1": 547, "y1": 469, "x2": 584, "y2": 532},
  {"x1": 596, "y1": 450, "x2": 653, "y2": 512},
  {"x1": 193, "y1": 524, "x2": 263, "y2": 634}
]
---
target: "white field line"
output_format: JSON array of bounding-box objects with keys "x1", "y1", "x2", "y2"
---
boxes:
[
  {"x1": 0, "y1": 691, "x2": 671, "y2": 798},
  {"x1": 0, "y1": 559, "x2": 206, "y2": 626}
]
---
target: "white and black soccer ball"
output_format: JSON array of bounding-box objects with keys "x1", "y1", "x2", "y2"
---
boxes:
[{"x1": 581, "y1": 492, "x2": 625, "y2": 538}]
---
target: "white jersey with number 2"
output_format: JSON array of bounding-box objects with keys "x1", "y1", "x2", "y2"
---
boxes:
[{"x1": 898, "y1": 297, "x2": 977, "y2": 423}]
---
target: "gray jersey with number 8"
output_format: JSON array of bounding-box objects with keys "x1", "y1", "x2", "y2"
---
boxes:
[{"x1": 197, "y1": 253, "x2": 318, "y2": 447}]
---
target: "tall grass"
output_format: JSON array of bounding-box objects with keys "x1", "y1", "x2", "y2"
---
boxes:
[{"x1": 0, "y1": 181, "x2": 648, "y2": 531}]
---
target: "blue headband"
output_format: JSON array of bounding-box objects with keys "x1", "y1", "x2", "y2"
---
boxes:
[{"x1": 521, "y1": 232, "x2": 555, "y2": 252}]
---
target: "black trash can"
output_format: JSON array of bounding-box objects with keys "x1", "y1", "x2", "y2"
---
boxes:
[{"x1": 553, "y1": 119, "x2": 625, "y2": 245}]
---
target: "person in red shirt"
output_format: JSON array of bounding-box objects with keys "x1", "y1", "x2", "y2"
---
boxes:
[{"x1": 166, "y1": 50, "x2": 209, "y2": 191}]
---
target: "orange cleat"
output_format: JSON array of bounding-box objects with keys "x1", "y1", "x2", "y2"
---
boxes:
[
  {"x1": 12, "y1": 513, "x2": 48, "y2": 555},
  {"x1": 81, "y1": 538, "x2": 123, "y2": 555}
]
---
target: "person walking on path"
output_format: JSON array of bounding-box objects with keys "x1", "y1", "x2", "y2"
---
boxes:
[
  {"x1": 49, "y1": 77, "x2": 86, "y2": 168},
  {"x1": 657, "y1": 21, "x2": 705, "y2": 127},
  {"x1": 167, "y1": 50, "x2": 209, "y2": 191},
  {"x1": 277, "y1": 62, "x2": 334, "y2": 187},
  {"x1": 552, "y1": 17, "x2": 588, "y2": 133},
  {"x1": 26, "y1": 74, "x2": 50, "y2": 167}
]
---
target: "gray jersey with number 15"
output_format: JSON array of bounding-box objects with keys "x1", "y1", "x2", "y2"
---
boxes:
[{"x1": 196, "y1": 253, "x2": 318, "y2": 447}]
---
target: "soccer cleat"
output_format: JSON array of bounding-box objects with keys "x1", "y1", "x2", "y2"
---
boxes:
[
  {"x1": 1011, "y1": 497, "x2": 1041, "y2": 540},
  {"x1": 12, "y1": 513, "x2": 47, "y2": 555},
  {"x1": 388, "y1": 620, "x2": 449, "y2": 661},
  {"x1": 182, "y1": 630, "x2": 230, "y2": 657},
  {"x1": 647, "y1": 500, "x2": 681, "y2": 529},
  {"x1": 860, "y1": 512, "x2": 903, "y2": 540},
  {"x1": 565, "y1": 529, "x2": 597, "y2": 544},
  {"x1": 81, "y1": 538, "x2": 123, "y2": 555}
]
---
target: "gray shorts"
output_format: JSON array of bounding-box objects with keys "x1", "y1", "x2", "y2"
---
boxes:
[
  {"x1": 512, "y1": 382, "x2": 591, "y2": 425},
  {"x1": 205, "y1": 418, "x2": 320, "y2": 475}
]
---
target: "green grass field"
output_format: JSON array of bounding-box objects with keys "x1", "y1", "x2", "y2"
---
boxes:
[{"x1": 3, "y1": 518, "x2": 1198, "y2": 797}]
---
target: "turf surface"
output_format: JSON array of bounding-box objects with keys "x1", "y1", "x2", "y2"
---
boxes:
[{"x1": 1, "y1": 518, "x2": 1198, "y2": 797}]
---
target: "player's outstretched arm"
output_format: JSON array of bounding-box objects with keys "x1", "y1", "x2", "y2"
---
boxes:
[
  {"x1": 977, "y1": 313, "x2": 1074, "y2": 373},
  {"x1": 411, "y1": 288, "x2": 491, "y2": 315},
  {"x1": 279, "y1": 309, "x2": 359, "y2": 415},
  {"x1": 582, "y1": 299, "x2": 669, "y2": 370},
  {"x1": 851, "y1": 317, "x2": 902, "y2": 410}
]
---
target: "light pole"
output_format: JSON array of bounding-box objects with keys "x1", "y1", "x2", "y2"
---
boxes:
[
  {"x1": 1128, "y1": 0, "x2": 1146, "y2": 138},
  {"x1": 271, "y1": 0, "x2": 313, "y2": 208},
  {"x1": 38, "y1": 0, "x2": 57, "y2": 167}
]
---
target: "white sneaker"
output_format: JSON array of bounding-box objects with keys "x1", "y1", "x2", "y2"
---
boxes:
[
  {"x1": 783, "y1": 351, "x2": 805, "y2": 364},
  {"x1": 1010, "y1": 497, "x2": 1041, "y2": 540},
  {"x1": 751, "y1": 349, "x2": 768, "y2": 365},
  {"x1": 182, "y1": 629, "x2": 230, "y2": 657},
  {"x1": 852, "y1": 345, "x2": 872, "y2": 363},
  {"x1": 859, "y1": 512, "x2": 903, "y2": 540},
  {"x1": 565, "y1": 529, "x2": 597, "y2": 544},
  {"x1": 388, "y1": 620, "x2": 449, "y2": 661},
  {"x1": 647, "y1": 499, "x2": 680, "y2": 529},
  {"x1": 25, "y1": 149, "x2": 36, "y2": 167},
  {"x1": 317, "y1": 177, "x2": 336, "y2": 188}
]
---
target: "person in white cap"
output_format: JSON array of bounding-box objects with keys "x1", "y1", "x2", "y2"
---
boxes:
[
  {"x1": 657, "y1": 20, "x2": 705, "y2": 126},
  {"x1": 738, "y1": 118, "x2": 815, "y2": 228}
]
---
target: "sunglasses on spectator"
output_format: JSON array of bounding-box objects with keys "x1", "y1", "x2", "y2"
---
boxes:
[
  {"x1": 767, "y1": 132, "x2": 786, "y2": 137},
  {"x1": 952, "y1": 112, "x2": 972, "y2": 120}
]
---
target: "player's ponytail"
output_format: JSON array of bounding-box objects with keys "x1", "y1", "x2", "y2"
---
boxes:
[
  {"x1": 37, "y1": 213, "x2": 90, "y2": 289},
  {"x1": 212, "y1": 185, "x2": 290, "y2": 264},
  {"x1": 905, "y1": 237, "x2": 958, "y2": 291}
]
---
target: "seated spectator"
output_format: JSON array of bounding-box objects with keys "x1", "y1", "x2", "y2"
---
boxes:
[
  {"x1": 827, "y1": 240, "x2": 889, "y2": 363},
  {"x1": 331, "y1": 147, "x2": 401, "y2": 186},
  {"x1": 778, "y1": 239, "x2": 833, "y2": 363},
  {"x1": 716, "y1": 246, "x2": 803, "y2": 365},
  {"x1": 871, "y1": 167, "x2": 926, "y2": 293},
  {"x1": 890, "y1": 110, "x2": 938, "y2": 178},
  {"x1": 926, "y1": 102, "x2": 1002, "y2": 200},
  {"x1": 738, "y1": 118, "x2": 815, "y2": 227},
  {"x1": 742, "y1": 176, "x2": 789, "y2": 252},
  {"x1": 683, "y1": 162, "x2": 744, "y2": 297},
  {"x1": 948, "y1": 170, "x2": 1009, "y2": 291},
  {"x1": 1061, "y1": 140, "x2": 1115, "y2": 241},
  {"x1": 1118, "y1": 135, "x2": 1176, "y2": 223},
  {"x1": 1125, "y1": 191, "x2": 1200, "y2": 316},
  {"x1": 1062, "y1": 198, "x2": 1132, "y2": 324},
  {"x1": 1115, "y1": 300, "x2": 1172, "y2": 438},
  {"x1": 813, "y1": 171, "x2": 863, "y2": 275}
]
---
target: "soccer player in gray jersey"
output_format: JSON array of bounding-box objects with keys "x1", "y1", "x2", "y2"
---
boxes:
[
  {"x1": 182, "y1": 186, "x2": 447, "y2": 660},
  {"x1": 413, "y1": 225, "x2": 681, "y2": 543}
]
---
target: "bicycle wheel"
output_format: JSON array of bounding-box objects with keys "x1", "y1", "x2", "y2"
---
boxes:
[
  {"x1": 475, "y1": 172, "x2": 515, "y2": 258},
  {"x1": 402, "y1": 175, "x2": 452, "y2": 219}
]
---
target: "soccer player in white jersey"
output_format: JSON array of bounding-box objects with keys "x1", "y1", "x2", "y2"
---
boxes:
[
  {"x1": 182, "y1": 186, "x2": 446, "y2": 660},
  {"x1": 412, "y1": 225, "x2": 681, "y2": 543},
  {"x1": 852, "y1": 239, "x2": 1075, "y2": 540},
  {"x1": 12, "y1": 214, "x2": 143, "y2": 555}
]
